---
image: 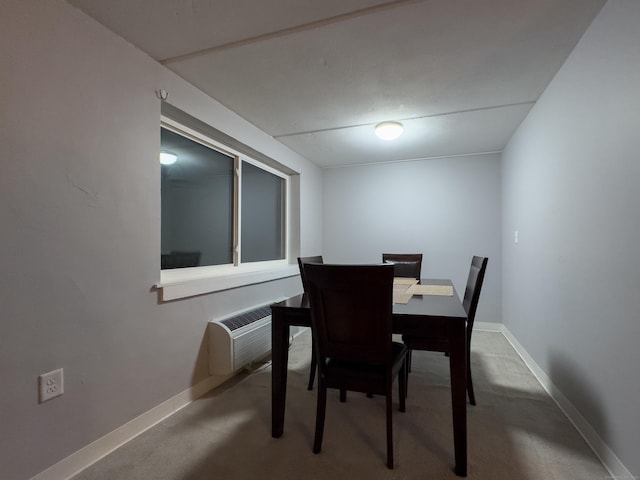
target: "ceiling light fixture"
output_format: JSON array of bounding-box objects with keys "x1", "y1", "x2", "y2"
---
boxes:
[
  {"x1": 159, "y1": 151, "x2": 177, "y2": 165},
  {"x1": 375, "y1": 121, "x2": 404, "y2": 141}
]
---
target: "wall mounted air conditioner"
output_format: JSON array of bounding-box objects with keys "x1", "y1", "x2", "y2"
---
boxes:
[{"x1": 208, "y1": 303, "x2": 276, "y2": 375}]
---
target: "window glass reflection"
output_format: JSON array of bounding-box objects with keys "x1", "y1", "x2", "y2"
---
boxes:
[
  {"x1": 161, "y1": 127, "x2": 234, "y2": 268},
  {"x1": 241, "y1": 162, "x2": 285, "y2": 262}
]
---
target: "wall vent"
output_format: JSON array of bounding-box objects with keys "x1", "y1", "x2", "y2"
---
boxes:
[{"x1": 208, "y1": 303, "x2": 275, "y2": 375}]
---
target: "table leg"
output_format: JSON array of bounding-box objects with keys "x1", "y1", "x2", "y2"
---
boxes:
[
  {"x1": 271, "y1": 311, "x2": 290, "y2": 438},
  {"x1": 449, "y1": 320, "x2": 467, "y2": 476}
]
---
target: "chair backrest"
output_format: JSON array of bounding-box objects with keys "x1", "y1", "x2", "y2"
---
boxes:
[
  {"x1": 462, "y1": 256, "x2": 488, "y2": 327},
  {"x1": 382, "y1": 253, "x2": 423, "y2": 279},
  {"x1": 304, "y1": 263, "x2": 395, "y2": 365},
  {"x1": 297, "y1": 255, "x2": 324, "y2": 292}
]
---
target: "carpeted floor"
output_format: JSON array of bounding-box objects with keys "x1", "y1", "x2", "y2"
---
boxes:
[{"x1": 71, "y1": 330, "x2": 609, "y2": 479}]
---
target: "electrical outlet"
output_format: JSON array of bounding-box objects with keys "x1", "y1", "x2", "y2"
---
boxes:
[{"x1": 39, "y1": 368, "x2": 64, "y2": 403}]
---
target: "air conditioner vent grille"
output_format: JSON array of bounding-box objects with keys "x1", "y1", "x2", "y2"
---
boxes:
[{"x1": 220, "y1": 305, "x2": 272, "y2": 331}]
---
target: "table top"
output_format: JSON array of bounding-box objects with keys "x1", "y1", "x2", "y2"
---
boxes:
[
  {"x1": 271, "y1": 278, "x2": 467, "y2": 320},
  {"x1": 393, "y1": 279, "x2": 467, "y2": 319}
]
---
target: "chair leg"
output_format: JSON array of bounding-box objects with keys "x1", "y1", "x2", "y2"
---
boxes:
[
  {"x1": 407, "y1": 348, "x2": 412, "y2": 372},
  {"x1": 467, "y1": 364, "x2": 476, "y2": 406},
  {"x1": 405, "y1": 355, "x2": 410, "y2": 398},
  {"x1": 307, "y1": 345, "x2": 316, "y2": 390},
  {"x1": 399, "y1": 360, "x2": 407, "y2": 413},
  {"x1": 313, "y1": 383, "x2": 327, "y2": 454},
  {"x1": 385, "y1": 385, "x2": 394, "y2": 469},
  {"x1": 467, "y1": 329, "x2": 476, "y2": 406}
]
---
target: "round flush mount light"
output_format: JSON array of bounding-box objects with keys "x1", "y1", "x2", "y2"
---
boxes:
[
  {"x1": 374, "y1": 121, "x2": 404, "y2": 141},
  {"x1": 159, "y1": 151, "x2": 177, "y2": 165}
]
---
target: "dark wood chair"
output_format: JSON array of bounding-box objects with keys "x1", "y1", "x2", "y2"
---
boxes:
[
  {"x1": 382, "y1": 253, "x2": 423, "y2": 279},
  {"x1": 297, "y1": 256, "x2": 323, "y2": 390},
  {"x1": 304, "y1": 263, "x2": 408, "y2": 469},
  {"x1": 382, "y1": 253, "x2": 423, "y2": 372},
  {"x1": 402, "y1": 256, "x2": 488, "y2": 405},
  {"x1": 297, "y1": 255, "x2": 324, "y2": 292}
]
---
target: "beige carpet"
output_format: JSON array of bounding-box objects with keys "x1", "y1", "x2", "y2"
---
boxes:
[{"x1": 71, "y1": 330, "x2": 609, "y2": 479}]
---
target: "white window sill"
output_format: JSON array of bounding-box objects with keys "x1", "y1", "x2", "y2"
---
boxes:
[{"x1": 156, "y1": 264, "x2": 300, "y2": 301}]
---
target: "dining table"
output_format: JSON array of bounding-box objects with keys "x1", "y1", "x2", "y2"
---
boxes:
[{"x1": 270, "y1": 278, "x2": 469, "y2": 476}]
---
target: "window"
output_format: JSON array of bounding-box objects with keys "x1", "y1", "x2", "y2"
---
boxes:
[
  {"x1": 160, "y1": 118, "x2": 288, "y2": 276},
  {"x1": 240, "y1": 161, "x2": 286, "y2": 263},
  {"x1": 161, "y1": 126, "x2": 235, "y2": 269}
]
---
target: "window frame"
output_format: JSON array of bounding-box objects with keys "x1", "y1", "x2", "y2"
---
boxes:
[{"x1": 157, "y1": 116, "x2": 297, "y2": 300}]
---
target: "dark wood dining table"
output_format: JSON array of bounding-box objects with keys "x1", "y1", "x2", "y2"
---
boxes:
[{"x1": 270, "y1": 279, "x2": 469, "y2": 476}]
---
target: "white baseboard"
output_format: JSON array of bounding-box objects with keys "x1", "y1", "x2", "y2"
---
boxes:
[
  {"x1": 500, "y1": 326, "x2": 633, "y2": 480},
  {"x1": 30, "y1": 374, "x2": 231, "y2": 480},
  {"x1": 474, "y1": 321, "x2": 504, "y2": 332},
  {"x1": 32, "y1": 325, "x2": 632, "y2": 480}
]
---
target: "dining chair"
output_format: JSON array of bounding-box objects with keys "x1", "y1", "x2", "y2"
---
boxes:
[
  {"x1": 297, "y1": 256, "x2": 323, "y2": 390},
  {"x1": 402, "y1": 256, "x2": 488, "y2": 405},
  {"x1": 304, "y1": 263, "x2": 408, "y2": 469},
  {"x1": 382, "y1": 253, "x2": 423, "y2": 279},
  {"x1": 382, "y1": 253, "x2": 423, "y2": 372}
]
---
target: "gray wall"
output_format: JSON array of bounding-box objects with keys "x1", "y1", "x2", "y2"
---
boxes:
[
  {"x1": 4, "y1": 0, "x2": 638, "y2": 478},
  {"x1": 322, "y1": 155, "x2": 502, "y2": 326},
  {"x1": 502, "y1": 0, "x2": 640, "y2": 475},
  {"x1": 0, "y1": 1, "x2": 321, "y2": 479}
]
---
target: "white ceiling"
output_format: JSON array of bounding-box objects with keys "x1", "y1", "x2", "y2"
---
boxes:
[{"x1": 68, "y1": 0, "x2": 605, "y2": 168}]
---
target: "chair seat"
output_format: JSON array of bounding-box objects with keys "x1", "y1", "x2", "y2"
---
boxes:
[{"x1": 325, "y1": 342, "x2": 408, "y2": 391}]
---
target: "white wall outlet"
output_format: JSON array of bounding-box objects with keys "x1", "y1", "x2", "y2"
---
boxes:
[
  {"x1": 514, "y1": 230, "x2": 519, "y2": 244},
  {"x1": 39, "y1": 368, "x2": 64, "y2": 403}
]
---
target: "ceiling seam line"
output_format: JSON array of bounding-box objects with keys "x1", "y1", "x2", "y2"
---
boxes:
[
  {"x1": 322, "y1": 151, "x2": 504, "y2": 169},
  {"x1": 272, "y1": 101, "x2": 536, "y2": 138},
  {"x1": 160, "y1": 0, "x2": 427, "y2": 65}
]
